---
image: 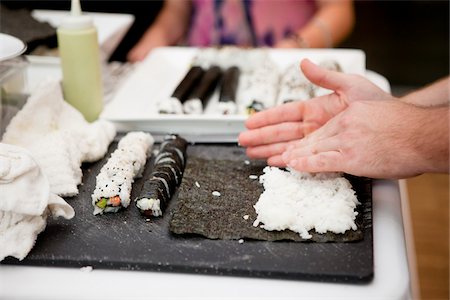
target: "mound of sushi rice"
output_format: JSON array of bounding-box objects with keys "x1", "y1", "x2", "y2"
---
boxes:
[{"x1": 253, "y1": 167, "x2": 359, "y2": 239}]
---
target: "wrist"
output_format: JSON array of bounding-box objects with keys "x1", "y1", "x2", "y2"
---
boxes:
[{"x1": 409, "y1": 106, "x2": 449, "y2": 174}]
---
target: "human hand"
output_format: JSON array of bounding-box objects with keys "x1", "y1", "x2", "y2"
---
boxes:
[
  {"x1": 280, "y1": 100, "x2": 440, "y2": 178},
  {"x1": 127, "y1": 30, "x2": 169, "y2": 63},
  {"x1": 275, "y1": 38, "x2": 302, "y2": 48},
  {"x1": 238, "y1": 59, "x2": 392, "y2": 166},
  {"x1": 127, "y1": 44, "x2": 152, "y2": 63}
]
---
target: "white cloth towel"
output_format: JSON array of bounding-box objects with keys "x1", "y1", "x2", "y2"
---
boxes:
[
  {"x1": 0, "y1": 143, "x2": 75, "y2": 261},
  {"x1": 1, "y1": 79, "x2": 116, "y2": 196}
]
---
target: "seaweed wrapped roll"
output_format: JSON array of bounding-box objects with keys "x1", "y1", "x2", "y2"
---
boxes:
[
  {"x1": 136, "y1": 134, "x2": 188, "y2": 217},
  {"x1": 183, "y1": 66, "x2": 223, "y2": 114},
  {"x1": 216, "y1": 66, "x2": 240, "y2": 115},
  {"x1": 158, "y1": 66, "x2": 205, "y2": 114}
]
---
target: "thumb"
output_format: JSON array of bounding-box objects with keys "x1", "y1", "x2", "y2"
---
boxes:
[{"x1": 300, "y1": 59, "x2": 350, "y2": 91}]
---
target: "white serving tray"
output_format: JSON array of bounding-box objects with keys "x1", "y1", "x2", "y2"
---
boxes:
[{"x1": 101, "y1": 47, "x2": 368, "y2": 142}]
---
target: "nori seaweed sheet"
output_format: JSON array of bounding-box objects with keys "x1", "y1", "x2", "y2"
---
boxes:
[{"x1": 170, "y1": 156, "x2": 371, "y2": 242}]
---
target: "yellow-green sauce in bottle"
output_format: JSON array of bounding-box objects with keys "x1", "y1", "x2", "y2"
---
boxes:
[{"x1": 57, "y1": 0, "x2": 103, "y2": 122}]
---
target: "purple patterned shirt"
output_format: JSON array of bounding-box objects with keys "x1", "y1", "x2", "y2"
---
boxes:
[{"x1": 187, "y1": 0, "x2": 317, "y2": 47}]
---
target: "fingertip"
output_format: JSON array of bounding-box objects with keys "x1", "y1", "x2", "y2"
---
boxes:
[
  {"x1": 267, "y1": 155, "x2": 286, "y2": 167},
  {"x1": 300, "y1": 58, "x2": 314, "y2": 72},
  {"x1": 237, "y1": 132, "x2": 246, "y2": 146},
  {"x1": 287, "y1": 159, "x2": 299, "y2": 169},
  {"x1": 244, "y1": 116, "x2": 252, "y2": 128},
  {"x1": 244, "y1": 112, "x2": 262, "y2": 129}
]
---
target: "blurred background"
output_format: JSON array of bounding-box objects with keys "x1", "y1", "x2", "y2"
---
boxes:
[
  {"x1": 3, "y1": 0, "x2": 448, "y2": 87},
  {"x1": 1, "y1": 1, "x2": 449, "y2": 299}
]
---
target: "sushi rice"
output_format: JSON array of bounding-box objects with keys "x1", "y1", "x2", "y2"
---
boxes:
[
  {"x1": 92, "y1": 132, "x2": 154, "y2": 215},
  {"x1": 253, "y1": 167, "x2": 359, "y2": 239}
]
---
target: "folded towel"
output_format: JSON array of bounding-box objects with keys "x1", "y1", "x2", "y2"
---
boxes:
[
  {"x1": 1, "y1": 79, "x2": 116, "y2": 196},
  {"x1": 27, "y1": 131, "x2": 82, "y2": 197},
  {"x1": 0, "y1": 143, "x2": 74, "y2": 261}
]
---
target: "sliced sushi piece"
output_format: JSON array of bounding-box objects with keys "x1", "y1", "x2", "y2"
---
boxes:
[
  {"x1": 92, "y1": 132, "x2": 154, "y2": 215},
  {"x1": 135, "y1": 180, "x2": 169, "y2": 217},
  {"x1": 216, "y1": 66, "x2": 240, "y2": 115},
  {"x1": 183, "y1": 66, "x2": 223, "y2": 114},
  {"x1": 158, "y1": 66, "x2": 205, "y2": 114},
  {"x1": 135, "y1": 134, "x2": 188, "y2": 217}
]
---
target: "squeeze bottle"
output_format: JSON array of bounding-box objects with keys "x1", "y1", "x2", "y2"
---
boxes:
[{"x1": 57, "y1": 0, "x2": 103, "y2": 122}]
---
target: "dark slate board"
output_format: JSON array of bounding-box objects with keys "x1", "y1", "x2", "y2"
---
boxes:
[{"x1": 3, "y1": 143, "x2": 373, "y2": 283}]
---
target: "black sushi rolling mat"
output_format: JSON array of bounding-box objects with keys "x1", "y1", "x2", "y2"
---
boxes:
[{"x1": 2, "y1": 143, "x2": 373, "y2": 283}]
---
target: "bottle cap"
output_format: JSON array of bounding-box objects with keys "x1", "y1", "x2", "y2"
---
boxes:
[{"x1": 59, "y1": 0, "x2": 93, "y2": 30}]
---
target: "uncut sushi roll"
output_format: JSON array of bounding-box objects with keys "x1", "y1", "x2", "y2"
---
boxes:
[
  {"x1": 276, "y1": 64, "x2": 314, "y2": 105},
  {"x1": 136, "y1": 134, "x2": 188, "y2": 217},
  {"x1": 183, "y1": 66, "x2": 223, "y2": 114},
  {"x1": 92, "y1": 132, "x2": 154, "y2": 215},
  {"x1": 237, "y1": 60, "x2": 279, "y2": 115},
  {"x1": 158, "y1": 66, "x2": 205, "y2": 114},
  {"x1": 216, "y1": 66, "x2": 240, "y2": 115}
]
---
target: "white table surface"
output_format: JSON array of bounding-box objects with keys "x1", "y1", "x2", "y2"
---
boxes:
[{"x1": 0, "y1": 179, "x2": 411, "y2": 300}]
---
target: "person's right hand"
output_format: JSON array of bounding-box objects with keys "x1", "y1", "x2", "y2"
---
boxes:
[
  {"x1": 281, "y1": 100, "x2": 449, "y2": 178},
  {"x1": 238, "y1": 59, "x2": 394, "y2": 166}
]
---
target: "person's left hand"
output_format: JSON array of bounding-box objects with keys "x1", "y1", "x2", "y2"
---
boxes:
[
  {"x1": 275, "y1": 38, "x2": 300, "y2": 48},
  {"x1": 281, "y1": 100, "x2": 428, "y2": 178}
]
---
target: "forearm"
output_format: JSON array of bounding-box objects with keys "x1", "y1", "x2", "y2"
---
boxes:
[
  {"x1": 401, "y1": 77, "x2": 450, "y2": 107},
  {"x1": 299, "y1": 0, "x2": 354, "y2": 48},
  {"x1": 410, "y1": 106, "x2": 449, "y2": 174},
  {"x1": 139, "y1": 0, "x2": 191, "y2": 46}
]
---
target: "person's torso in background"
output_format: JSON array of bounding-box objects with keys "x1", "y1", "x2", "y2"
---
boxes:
[{"x1": 187, "y1": 0, "x2": 317, "y2": 47}]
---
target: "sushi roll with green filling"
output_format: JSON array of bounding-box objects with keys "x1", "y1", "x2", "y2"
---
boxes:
[{"x1": 92, "y1": 132, "x2": 154, "y2": 215}]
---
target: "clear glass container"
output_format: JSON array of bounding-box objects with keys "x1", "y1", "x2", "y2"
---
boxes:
[{"x1": 0, "y1": 33, "x2": 28, "y2": 137}]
